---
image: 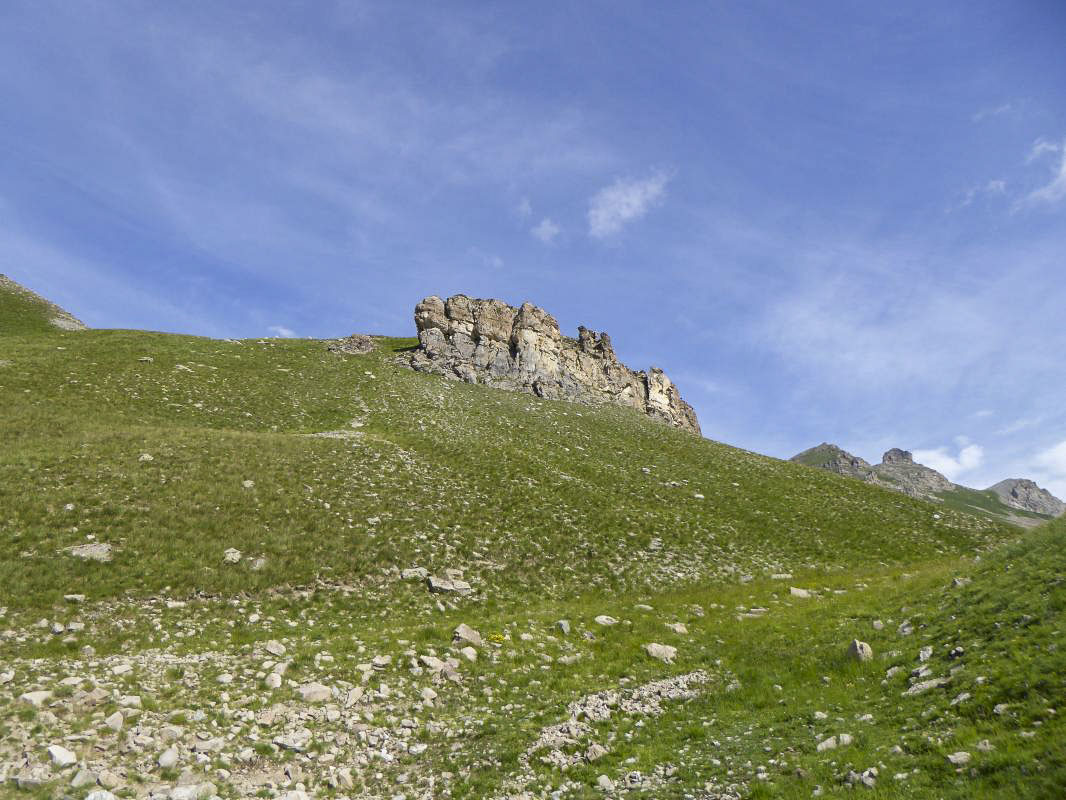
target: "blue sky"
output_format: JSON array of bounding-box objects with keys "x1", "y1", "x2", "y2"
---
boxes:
[{"x1": 3, "y1": 1, "x2": 1066, "y2": 495}]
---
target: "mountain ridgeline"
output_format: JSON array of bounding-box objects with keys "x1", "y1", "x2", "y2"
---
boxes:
[{"x1": 791, "y1": 443, "x2": 1064, "y2": 528}]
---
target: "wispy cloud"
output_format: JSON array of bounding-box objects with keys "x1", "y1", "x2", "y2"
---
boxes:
[
  {"x1": 912, "y1": 440, "x2": 984, "y2": 481},
  {"x1": 952, "y1": 178, "x2": 1007, "y2": 211},
  {"x1": 972, "y1": 102, "x2": 1014, "y2": 122},
  {"x1": 1022, "y1": 137, "x2": 1066, "y2": 206},
  {"x1": 530, "y1": 217, "x2": 560, "y2": 244},
  {"x1": 588, "y1": 170, "x2": 670, "y2": 238},
  {"x1": 267, "y1": 325, "x2": 296, "y2": 338}
]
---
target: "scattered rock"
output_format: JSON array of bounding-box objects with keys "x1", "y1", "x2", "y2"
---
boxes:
[
  {"x1": 848, "y1": 639, "x2": 873, "y2": 662},
  {"x1": 48, "y1": 744, "x2": 77, "y2": 767},
  {"x1": 223, "y1": 548, "x2": 242, "y2": 564},
  {"x1": 644, "y1": 643, "x2": 677, "y2": 663},
  {"x1": 790, "y1": 587, "x2": 811, "y2": 599},
  {"x1": 947, "y1": 751, "x2": 971, "y2": 765},
  {"x1": 426, "y1": 575, "x2": 473, "y2": 595},
  {"x1": 67, "y1": 542, "x2": 113, "y2": 562},
  {"x1": 298, "y1": 682, "x2": 332, "y2": 703},
  {"x1": 453, "y1": 623, "x2": 483, "y2": 648},
  {"x1": 594, "y1": 615, "x2": 618, "y2": 626},
  {"x1": 328, "y1": 333, "x2": 377, "y2": 355},
  {"x1": 158, "y1": 748, "x2": 179, "y2": 769}
]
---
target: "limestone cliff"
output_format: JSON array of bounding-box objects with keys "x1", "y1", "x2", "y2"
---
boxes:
[
  {"x1": 406, "y1": 295, "x2": 701, "y2": 434},
  {"x1": 988, "y1": 479, "x2": 1066, "y2": 518}
]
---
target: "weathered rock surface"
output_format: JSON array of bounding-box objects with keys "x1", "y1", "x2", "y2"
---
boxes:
[
  {"x1": 987, "y1": 478, "x2": 1066, "y2": 517},
  {"x1": 327, "y1": 333, "x2": 377, "y2": 355},
  {"x1": 791, "y1": 444, "x2": 954, "y2": 499},
  {"x1": 874, "y1": 448, "x2": 955, "y2": 496},
  {"x1": 406, "y1": 295, "x2": 700, "y2": 434}
]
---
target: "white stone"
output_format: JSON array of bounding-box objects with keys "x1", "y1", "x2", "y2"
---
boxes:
[
  {"x1": 265, "y1": 640, "x2": 286, "y2": 657},
  {"x1": 460, "y1": 646, "x2": 477, "y2": 662},
  {"x1": 223, "y1": 548, "x2": 241, "y2": 564},
  {"x1": 947, "y1": 751, "x2": 971, "y2": 765},
  {"x1": 105, "y1": 711, "x2": 124, "y2": 731},
  {"x1": 644, "y1": 643, "x2": 677, "y2": 663},
  {"x1": 453, "y1": 623, "x2": 483, "y2": 648},
  {"x1": 790, "y1": 587, "x2": 811, "y2": 598},
  {"x1": 158, "y1": 747, "x2": 179, "y2": 769},
  {"x1": 594, "y1": 615, "x2": 618, "y2": 626},
  {"x1": 48, "y1": 744, "x2": 77, "y2": 767},
  {"x1": 19, "y1": 690, "x2": 52, "y2": 706},
  {"x1": 298, "y1": 682, "x2": 332, "y2": 703}
]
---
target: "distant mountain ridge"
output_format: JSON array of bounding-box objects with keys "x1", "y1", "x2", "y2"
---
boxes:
[
  {"x1": 791, "y1": 443, "x2": 1064, "y2": 528},
  {"x1": 989, "y1": 478, "x2": 1066, "y2": 517}
]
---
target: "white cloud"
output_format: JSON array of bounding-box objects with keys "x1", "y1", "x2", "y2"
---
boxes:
[
  {"x1": 1031, "y1": 440, "x2": 1066, "y2": 500},
  {"x1": 268, "y1": 325, "x2": 296, "y2": 338},
  {"x1": 1026, "y1": 138, "x2": 1060, "y2": 163},
  {"x1": 1024, "y1": 138, "x2": 1066, "y2": 206},
  {"x1": 530, "y1": 217, "x2": 560, "y2": 244},
  {"x1": 912, "y1": 442, "x2": 985, "y2": 481},
  {"x1": 587, "y1": 170, "x2": 670, "y2": 238},
  {"x1": 972, "y1": 102, "x2": 1013, "y2": 122}
]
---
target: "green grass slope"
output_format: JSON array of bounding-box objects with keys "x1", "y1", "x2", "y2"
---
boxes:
[
  {"x1": 0, "y1": 301, "x2": 1061, "y2": 799},
  {"x1": 0, "y1": 275, "x2": 86, "y2": 336}
]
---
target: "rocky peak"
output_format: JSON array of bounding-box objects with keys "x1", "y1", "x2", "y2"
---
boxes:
[
  {"x1": 406, "y1": 294, "x2": 701, "y2": 434},
  {"x1": 988, "y1": 479, "x2": 1066, "y2": 518},
  {"x1": 881, "y1": 448, "x2": 914, "y2": 464},
  {"x1": 790, "y1": 443, "x2": 873, "y2": 481}
]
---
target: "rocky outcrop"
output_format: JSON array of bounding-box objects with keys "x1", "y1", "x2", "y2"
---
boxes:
[
  {"x1": 872, "y1": 448, "x2": 955, "y2": 497},
  {"x1": 987, "y1": 479, "x2": 1066, "y2": 517},
  {"x1": 405, "y1": 295, "x2": 700, "y2": 434},
  {"x1": 790, "y1": 443, "x2": 875, "y2": 481}
]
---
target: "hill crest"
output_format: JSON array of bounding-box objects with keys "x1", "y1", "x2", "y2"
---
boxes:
[{"x1": 0, "y1": 273, "x2": 87, "y2": 333}]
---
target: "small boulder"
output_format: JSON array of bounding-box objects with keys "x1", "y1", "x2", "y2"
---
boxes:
[
  {"x1": 644, "y1": 643, "x2": 677, "y2": 663},
  {"x1": 298, "y1": 682, "x2": 332, "y2": 703},
  {"x1": 848, "y1": 639, "x2": 873, "y2": 662},
  {"x1": 453, "y1": 623, "x2": 483, "y2": 648},
  {"x1": 48, "y1": 744, "x2": 77, "y2": 767}
]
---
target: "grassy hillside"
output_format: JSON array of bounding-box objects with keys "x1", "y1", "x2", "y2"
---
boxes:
[
  {"x1": 0, "y1": 293, "x2": 1062, "y2": 799},
  {"x1": 0, "y1": 275, "x2": 86, "y2": 336}
]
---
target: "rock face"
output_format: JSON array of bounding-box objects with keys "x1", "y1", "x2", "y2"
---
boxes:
[
  {"x1": 872, "y1": 448, "x2": 955, "y2": 497},
  {"x1": 987, "y1": 479, "x2": 1066, "y2": 517},
  {"x1": 790, "y1": 444, "x2": 952, "y2": 499},
  {"x1": 790, "y1": 443, "x2": 875, "y2": 481},
  {"x1": 406, "y1": 295, "x2": 700, "y2": 434}
]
